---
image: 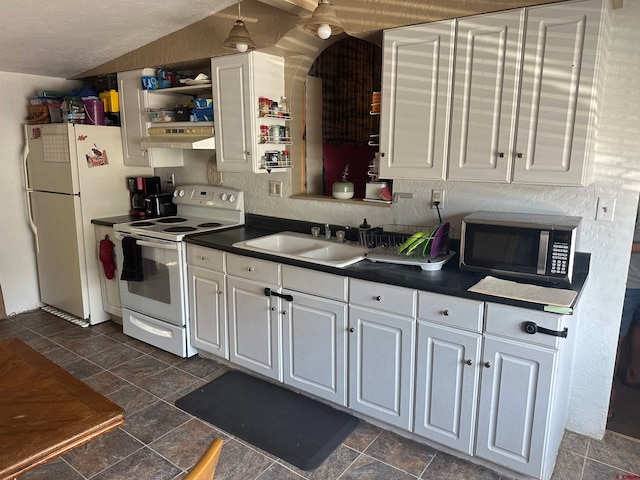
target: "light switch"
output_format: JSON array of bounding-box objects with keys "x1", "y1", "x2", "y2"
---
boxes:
[{"x1": 595, "y1": 197, "x2": 615, "y2": 222}]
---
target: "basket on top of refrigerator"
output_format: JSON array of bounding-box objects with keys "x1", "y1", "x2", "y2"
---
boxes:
[{"x1": 360, "y1": 223, "x2": 455, "y2": 271}]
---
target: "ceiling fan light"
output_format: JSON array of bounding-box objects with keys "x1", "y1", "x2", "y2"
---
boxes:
[
  {"x1": 317, "y1": 24, "x2": 332, "y2": 39},
  {"x1": 222, "y1": 19, "x2": 256, "y2": 52},
  {"x1": 304, "y1": 0, "x2": 344, "y2": 39}
]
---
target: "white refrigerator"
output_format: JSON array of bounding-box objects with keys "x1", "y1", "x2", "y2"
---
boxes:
[{"x1": 24, "y1": 123, "x2": 151, "y2": 325}]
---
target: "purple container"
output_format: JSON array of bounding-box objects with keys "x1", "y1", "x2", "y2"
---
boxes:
[{"x1": 83, "y1": 98, "x2": 105, "y2": 125}]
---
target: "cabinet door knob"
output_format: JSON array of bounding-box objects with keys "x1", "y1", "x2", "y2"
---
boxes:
[
  {"x1": 443, "y1": 309, "x2": 450, "y2": 316},
  {"x1": 349, "y1": 327, "x2": 355, "y2": 333},
  {"x1": 271, "y1": 306, "x2": 277, "y2": 311},
  {"x1": 218, "y1": 290, "x2": 224, "y2": 295},
  {"x1": 282, "y1": 310, "x2": 287, "y2": 315},
  {"x1": 200, "y1": 255, "x2": 208, "y2": 261},
  {"x1": 246, "y1": 151, "x2": 251, "y2": 156},
  {"x1": 498, "y1": 152, "x2": 505, "y2": 158},
  {"x1": 247, "y1": 266, "x2": 254, "y2": 271},
  {"x1": 465, "y1": 359, "x2": 473, "y2": 366},
  {"x1": 516, "y1": 152, "x2": 523, "y2": 159},
  {"x1": 484, "y1": 361, "x2": 491, "y2": 368},
  {"x1": 374, "y1": 295, "x2": 381, "y2": 301}
]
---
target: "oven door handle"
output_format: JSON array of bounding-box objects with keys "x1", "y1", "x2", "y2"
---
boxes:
[
  {"x1": 114, "y1": 232, "x2": 178, "y2": 250},
  {"x1": 135, "y1": 239, "x2": 178, "y2": 250}
]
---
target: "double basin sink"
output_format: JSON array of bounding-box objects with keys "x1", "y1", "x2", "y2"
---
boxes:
[{"x1": 232, "y1": 231, "x2": 366, "y2": 268}]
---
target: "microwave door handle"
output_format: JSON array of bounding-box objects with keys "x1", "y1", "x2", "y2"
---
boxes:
[{"x1": 537, "y1": 231, "x2": 549, "y2": 274}]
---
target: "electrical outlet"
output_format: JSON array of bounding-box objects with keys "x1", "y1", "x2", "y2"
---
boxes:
[
  {"x1": 595, "y1": 197, "x2": 615, "y2": 222},
  {"x1": 167, "y1": 173, "x2": 175, "y2": 187},
  {"x1": 431, "y1": 189, "x2": 445, "y2": 209},
  {"x1": 269, "y1": 181, "x2": 283, "y2": 197}
]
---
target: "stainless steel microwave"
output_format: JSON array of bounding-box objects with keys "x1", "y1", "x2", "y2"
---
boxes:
[{"x1": 460, "y1": 211, "x2": 581, "y2": 285}]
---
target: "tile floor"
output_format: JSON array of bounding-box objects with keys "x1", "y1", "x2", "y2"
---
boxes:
[{"x1": 2, "y1": 309, "x2": 640, "y2": 480}]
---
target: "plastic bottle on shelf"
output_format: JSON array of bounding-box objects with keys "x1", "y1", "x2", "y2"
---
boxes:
[{"x1": 279, "y1": 96, "x2": 290, "y2": 118}]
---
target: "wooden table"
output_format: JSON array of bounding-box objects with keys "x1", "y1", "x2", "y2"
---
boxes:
[{"x1": 0, "y1": 338, "x2": 125, "y2": 480}]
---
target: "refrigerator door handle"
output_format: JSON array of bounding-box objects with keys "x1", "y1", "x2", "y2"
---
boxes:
[
  {"x1": 25, "y1": 190, "x2": 39, "y2": 253},
  {"x1": 23, "y1": 124, "x2": 31, "y2": 191}
]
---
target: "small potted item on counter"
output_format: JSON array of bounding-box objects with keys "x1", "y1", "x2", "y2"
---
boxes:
[{"x1": 332, "y1": 164, "x2": 355, "y2": 200}]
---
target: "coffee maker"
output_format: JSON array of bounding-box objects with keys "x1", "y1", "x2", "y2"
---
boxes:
[{"x1": 127, "y1": 176, "x2": 161, "y2": 217}]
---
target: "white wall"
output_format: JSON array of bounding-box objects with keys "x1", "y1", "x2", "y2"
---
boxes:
[
  {"x1": 166, "y1": 2, "x2": 640, "y2": 439},
  {"x1": 0, "y1": 72, "x2": 81, "y2": 315}
]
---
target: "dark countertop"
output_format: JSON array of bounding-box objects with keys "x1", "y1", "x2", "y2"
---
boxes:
[{"x1": 184, "y1": 215, "x2": 590, "y2": 314}]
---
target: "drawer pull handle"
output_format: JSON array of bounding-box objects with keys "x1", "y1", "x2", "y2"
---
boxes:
[
  {"x1": 484, "y1": 362, "x2": 491, "y2": 368},
  {"x1": 200, "y1": 255, "x2": 208, "y2": 261},
  {"x1": 523, "y1": 321, "x2": 568, "y2": 338},
  {"x1": 374, "y1": 295, "x2": 381, "y2": 301},
  {"x1": 247, "y1": 266, "x2": 254, "y2": 272},
  {"x1": 264, "y1": 287, "x2": 294, "y2": 302},
  {"x1": 443, "y1": 309, "x2": 450, "y2": 316},
  {"x1": 349, "y1": 327, "x2": 355, "y2": 333},
  {"x1": 465, "y1": 359, "x2": 473, "y2": 366}
]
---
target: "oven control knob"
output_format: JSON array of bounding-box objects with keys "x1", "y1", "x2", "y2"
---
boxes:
[
  {"x1": 176, "y1": 189, "x2": 185, "y2": 197},
  {"x1": 220, "y1": 193, "x2": 228, "y2": 201},
  {"x1": 228, "y1": 195, "x2": 236, "y2": 203}
]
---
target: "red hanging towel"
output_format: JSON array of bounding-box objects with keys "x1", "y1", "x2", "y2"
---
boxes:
[{"x1": 99, "y1": 235, "x2": 116, "y2": 280}]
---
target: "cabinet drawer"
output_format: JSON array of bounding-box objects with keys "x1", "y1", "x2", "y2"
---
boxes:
[
  {"x1": 349, "y1": 278, "x2": 416, "y2": 317},
  {"x1": 418, "y1": 291, "x2": 484, "y2": 333},
  {"x1": 227, "y1": 253, "x2": 280, "y2": 285},
  {"x1": 282, "y1": 265, "x2": 348, "y2": 302},
  {"x1": 187, "y1": 245, "x2": 225, "y2": 271},
  {"x1": 485, "y1": 303, "x2": 569, "y2": 349}
]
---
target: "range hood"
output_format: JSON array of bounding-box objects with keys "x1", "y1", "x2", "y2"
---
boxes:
[{"x1": 142, "y1": 125, "x2": 215, "y2": 150}]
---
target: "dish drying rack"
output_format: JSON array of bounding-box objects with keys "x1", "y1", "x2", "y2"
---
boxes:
[{"x1": 360, "y1": 224, "x2": 456, "y2": 271}]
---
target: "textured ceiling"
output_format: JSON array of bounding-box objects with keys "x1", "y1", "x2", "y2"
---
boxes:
[
  {"x1": 1, "y1": 0, "x2": 574, "y2": 80},
  {"x1": 0, "y1": 0, "x2": 236, "y2": 78}
]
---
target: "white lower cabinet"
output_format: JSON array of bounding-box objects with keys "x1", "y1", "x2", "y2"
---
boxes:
[
  {"x1": 476, "y1": 335, "x2": 556, "y2": 478},
  {"x1": 414, "y1": 322, "x2": 481, "y2": 454},
  {"x1": 281, "y1": 266, "x2": 349, "y2": 406},
  {"x1": 413, "y1": 291, "x2": 484, "y2": 454},
  {"x1": 187, "y1": 246, "x2": 228, "y2": 359},
  {"x1": 475, "y1": 303, "x2": 573, "y2": 480},
  {"x1": 348, "y1": 279, "x2": 417, "y2": 430},
  {"x1": 187, "y1": 247, "x2": 575, "y2": 480},
  {"x1": 226, "y1": 254, "x2": 282, "y2": 381}
]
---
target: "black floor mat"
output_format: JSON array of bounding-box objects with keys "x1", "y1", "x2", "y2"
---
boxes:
[{"x1": 175, "y1": 370, "x2": 359, "y2": 471}]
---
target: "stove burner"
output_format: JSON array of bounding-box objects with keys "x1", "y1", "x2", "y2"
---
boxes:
[
  {"x1": 157, "y1": 217, "x2": 188, "y2": 224},
  {"x1": 164, "y1": 226, "x2": 198, "y2": 233},
  {"x1": 198, "y1": 222, "x2": 223, "y2": 228},
  {"x1": 130, "y1": 221, "x2": 156, "y2": 227}
]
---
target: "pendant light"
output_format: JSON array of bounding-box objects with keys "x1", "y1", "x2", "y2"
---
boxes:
[
  {"x1": 222, "y1": 0, "x2": 255, "y2": 53},
  {"x1": 304, "y1": 0, "x2": 344, "y2": 40}
]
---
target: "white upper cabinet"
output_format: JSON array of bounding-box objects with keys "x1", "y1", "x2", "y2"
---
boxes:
[
  {"x1": 211, "y1": 51, "x2": 290, "y2": 174},
  {"x1": 449, "y1": 0, "x2": 605, "y2": 185},
  {"x1": 117, "y1": 69, "x2": 188, "y2": 167},
  {"x1": 379, "y1": 20, "x2": 455, "y2": 180},
  {"x1": 512, "y1": 0, "x2": 604, "y2": 185},
  {"x1": 381, "y1": 0, "x2": 606, "y2": 186},
  {"x1": 448, "y1": 10, "x2": 524, "y2": 182}
]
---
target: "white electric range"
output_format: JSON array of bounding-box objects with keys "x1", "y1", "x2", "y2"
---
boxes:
[{"x1": 113, "y1": 185, "x2": 245, "y2": 357}]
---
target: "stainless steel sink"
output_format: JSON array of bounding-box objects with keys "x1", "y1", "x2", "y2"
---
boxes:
[{"x1": 232, "y1": 231, "x2": 366, "y2": 268}]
